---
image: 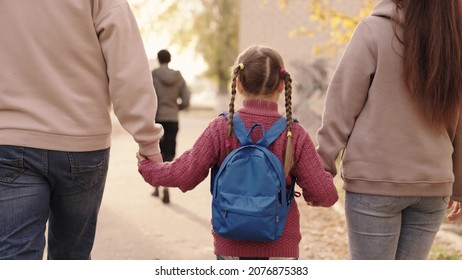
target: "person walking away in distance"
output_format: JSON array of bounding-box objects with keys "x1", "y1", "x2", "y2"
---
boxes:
[
  {"x1": 316, "y1": 0, "x2": 462, "y2": 260},
  {"x1": 151, "y1": 49, "x2": 191, "y2": 204},
  {"x1": 0, "y1": 0, "x2": 164, "y2": 260},
  {"x1": 137, "y1": 45, "x2": 338, "y2": 259}
]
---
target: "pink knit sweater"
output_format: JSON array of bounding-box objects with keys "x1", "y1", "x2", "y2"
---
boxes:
[{"x1": 139, "y1": 99, "x2": 338, "y2": 258}]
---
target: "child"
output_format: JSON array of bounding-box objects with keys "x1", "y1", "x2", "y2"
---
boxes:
[{"x1": 137, "y1": 45, "x2": 338, "y2": 260}]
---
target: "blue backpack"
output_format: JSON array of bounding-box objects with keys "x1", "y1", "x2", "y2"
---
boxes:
[{"x1": 210, "y1": 113, "x2": 296, "y2": 242}]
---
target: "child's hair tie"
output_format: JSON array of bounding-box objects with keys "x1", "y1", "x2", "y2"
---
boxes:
[
  {"x1": 238, "y1": 63, "x2": 244, "y2": 70},
  {"x1": 280, "y1": 67, "x2": 286, "y2": 74}
]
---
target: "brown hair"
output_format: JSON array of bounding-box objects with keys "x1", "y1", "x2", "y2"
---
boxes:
[
  {"x1": 393, "y1": 0, "x2": 462, "y2": 130},
  {"x1": 228, "y1": 46, "x2": 294, "y2": 176}
]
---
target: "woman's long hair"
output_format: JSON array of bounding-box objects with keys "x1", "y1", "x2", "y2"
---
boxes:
[{"x1": 393, "y1": 0, "x2": 462, "y2": 130}]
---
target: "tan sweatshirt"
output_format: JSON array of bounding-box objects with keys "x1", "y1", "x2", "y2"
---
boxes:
[
  {"x1": 0, "y1": 0, "x2": 163, "y2": 156},
  {"x1": 316, "y1": 0, "x2": 462, "y2": 202}
]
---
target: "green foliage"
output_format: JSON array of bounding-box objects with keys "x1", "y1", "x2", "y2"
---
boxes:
[{"x1": 194, "y1": 0, "x2": 239, "y2": 93}]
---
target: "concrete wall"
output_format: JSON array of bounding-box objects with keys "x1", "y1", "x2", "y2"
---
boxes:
[{"x1": 239, "y1": 0, "x2": 318, "y2": 68}]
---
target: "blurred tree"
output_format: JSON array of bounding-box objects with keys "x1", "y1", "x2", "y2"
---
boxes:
[{"x1": 131, "y1": 0, "x2": 239, "y2": 96}]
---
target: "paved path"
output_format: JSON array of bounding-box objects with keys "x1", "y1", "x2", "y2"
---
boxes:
[{"x1": 92, "y1": 110, "x2": 215, "y2": 259}]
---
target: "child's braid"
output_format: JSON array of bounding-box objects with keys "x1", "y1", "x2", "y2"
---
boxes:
[
  {"x1": 227, "y1": 64, "x2": 241, "y2": 153},
  {"x1": 282, "y1": 70, "x2": 294, "y2": 177}
]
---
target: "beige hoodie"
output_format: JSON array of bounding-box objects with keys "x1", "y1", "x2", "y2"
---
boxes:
[
  {"x1": 316, "y1": 0, "x2": 462, "y2": 201},
  {"x1": 0, "y1": 0, "x2": 163, "y2": 156}
]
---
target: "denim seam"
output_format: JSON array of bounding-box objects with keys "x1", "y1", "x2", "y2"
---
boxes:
[{"x1": 42, "y1": 150, "x2": 48, "y2": 177}]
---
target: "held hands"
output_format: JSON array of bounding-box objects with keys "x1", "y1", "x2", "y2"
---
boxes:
[
  {"x1": 136, "y1": 153, "x2": 163, "y2": 188},
  {"x1": 447, "y1": 199, "x2": 462, "y2": 222},
  {"x1": 136, "y1": 152, "x2": 163, "y2": 167}
]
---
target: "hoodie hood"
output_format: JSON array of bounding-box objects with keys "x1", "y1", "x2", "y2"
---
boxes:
[
  {"x1": 152, "y1": 64, "x2": 182, "y2": 86},
  {"x1": 371, "y1": 0, "x2": 403, "y2": 24}
]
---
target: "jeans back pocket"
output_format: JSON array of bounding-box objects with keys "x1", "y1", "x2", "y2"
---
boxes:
[
  {"x1": 69, "y1": 149, "x2": 109, "y2": 190},
  {"x1": 0, "y1": 146, "x2": 24, "y2": 183}
]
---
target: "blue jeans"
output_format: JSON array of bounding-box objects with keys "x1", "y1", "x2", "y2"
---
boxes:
[
  {"x1": 345, "y1": 191, "x2": 449, "y2": 260},
  {"x1": 0, "y1": 145, "x2": 109, "y2": 260}
]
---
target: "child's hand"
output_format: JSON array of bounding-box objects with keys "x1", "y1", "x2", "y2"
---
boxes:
[
  {"x1": 136, "y1": 152, "x2": 163, "y2": 167},
  {"x1": 136, "y1": 153, "x2": 148, "y2": 167},
  {"x1": 136, "y1": 153, "x2": 163, "y2": 188}
]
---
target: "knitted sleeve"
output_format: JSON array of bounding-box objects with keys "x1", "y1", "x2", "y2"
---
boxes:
[
  {"x1": 138, "y1": 117, "x2": 225, "y2": 192},
  {"x1": 291, "y1": 124, "x2": 339, "y2": 207}
]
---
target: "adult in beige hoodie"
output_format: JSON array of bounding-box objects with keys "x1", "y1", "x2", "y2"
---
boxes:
[
  {"x1": 0, "y1": 1, "x2": 163, "y2": 259},
  {"x1": 317, "y1": 0, "x2": 462, "y2": 259}
]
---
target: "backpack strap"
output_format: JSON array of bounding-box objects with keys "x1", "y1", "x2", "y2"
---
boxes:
[
  {"x1": 231, "y1": 114, "x2": 254, "y2": 146},
  {"x1": 222, "y1": 112, "x2": 287, "y2": 147},
  {"x1": 264, "y1": 117, "x2": 287, "y2": 145},
  {"x1": 213, "y1": 112, "x2": 296, "y2": 199}
]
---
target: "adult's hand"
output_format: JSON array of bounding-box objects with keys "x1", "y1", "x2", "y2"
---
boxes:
[
  {"x1": 146, "y1": 153, "x2": 163, "y2": 163},
  {"x1": 136, "y1": 152, "x2": 163, "y2": 167},
  {"x1": 447, "y1": 199, "x2": 462, "y2": 222}
]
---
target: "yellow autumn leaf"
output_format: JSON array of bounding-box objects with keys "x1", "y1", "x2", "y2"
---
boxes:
[{"x1": 331, "y1": 16, "x2": 341, "y2": 28}]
